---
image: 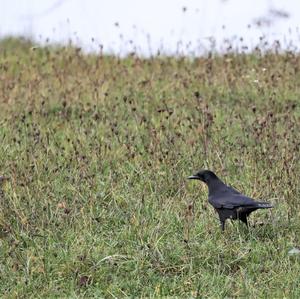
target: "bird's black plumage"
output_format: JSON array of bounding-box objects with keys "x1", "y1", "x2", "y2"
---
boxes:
[{"x1": 188, "y1": 170, "x2": 272, "y2": 231}]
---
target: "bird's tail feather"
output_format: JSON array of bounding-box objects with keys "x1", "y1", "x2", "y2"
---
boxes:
[{"x1": 257, "y1": 202, "x2": 273, "y2": 208}]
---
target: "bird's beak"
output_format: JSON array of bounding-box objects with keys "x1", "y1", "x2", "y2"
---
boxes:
[{"x1": 187, "y1": 175, "x2": 199, "y2": 180}]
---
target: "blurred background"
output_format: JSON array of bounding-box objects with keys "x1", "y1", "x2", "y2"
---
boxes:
[{"x1": 1, "y1": 0, "x2": 300, "y2": 56}]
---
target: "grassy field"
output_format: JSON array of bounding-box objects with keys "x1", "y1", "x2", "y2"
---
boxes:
[{"x1": 0, "y1": 38, "x2": 299, "y2": 298}]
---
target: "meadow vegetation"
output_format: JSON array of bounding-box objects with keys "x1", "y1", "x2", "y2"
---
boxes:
[{"x1": 0, "y1": 37, "x2": 299, "y2": 298}]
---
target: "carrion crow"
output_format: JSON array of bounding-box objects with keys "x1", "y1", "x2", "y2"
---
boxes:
[{"x1": 188, "y1": 170, "x2": 273, "y2": 231}]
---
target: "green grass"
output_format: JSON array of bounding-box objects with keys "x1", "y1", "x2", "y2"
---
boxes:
[{"x1": 0, "y1": 37, "x2": 299, "y2": 298}]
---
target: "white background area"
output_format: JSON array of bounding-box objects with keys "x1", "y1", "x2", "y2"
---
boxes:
[{"x1": 1, "y1": 0, "x2": 300, "y2": 55}]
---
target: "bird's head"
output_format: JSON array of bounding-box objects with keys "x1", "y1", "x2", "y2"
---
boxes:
[{"x1": 188, "y1": 169, "x2": 218, "y2": 184}]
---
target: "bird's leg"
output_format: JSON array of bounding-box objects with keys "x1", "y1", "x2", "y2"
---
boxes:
[
  {"x1": 240, "y1": 215, "x2": 248, "y2": 227},
  {"x1": 237, "y1": 209, "x2": 249, "y2": 228},
  {"x1": 220, "y1": 220, "x2": 225, "y2": 231}
]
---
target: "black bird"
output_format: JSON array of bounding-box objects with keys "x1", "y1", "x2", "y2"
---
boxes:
[{"x1": 188, "y1": 170, "x2": 272, "y2": 231}]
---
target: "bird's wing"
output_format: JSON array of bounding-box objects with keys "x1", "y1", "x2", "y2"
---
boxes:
[
  {"x1": 224, "y1": 185, "x2": 241, "y2": 195},
  {"x1": 213, "y1": 183, "x2": 242, "y2": 195},
  {"x1": 209, "y1": 193, "x2": 259, "y2": 209}
]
